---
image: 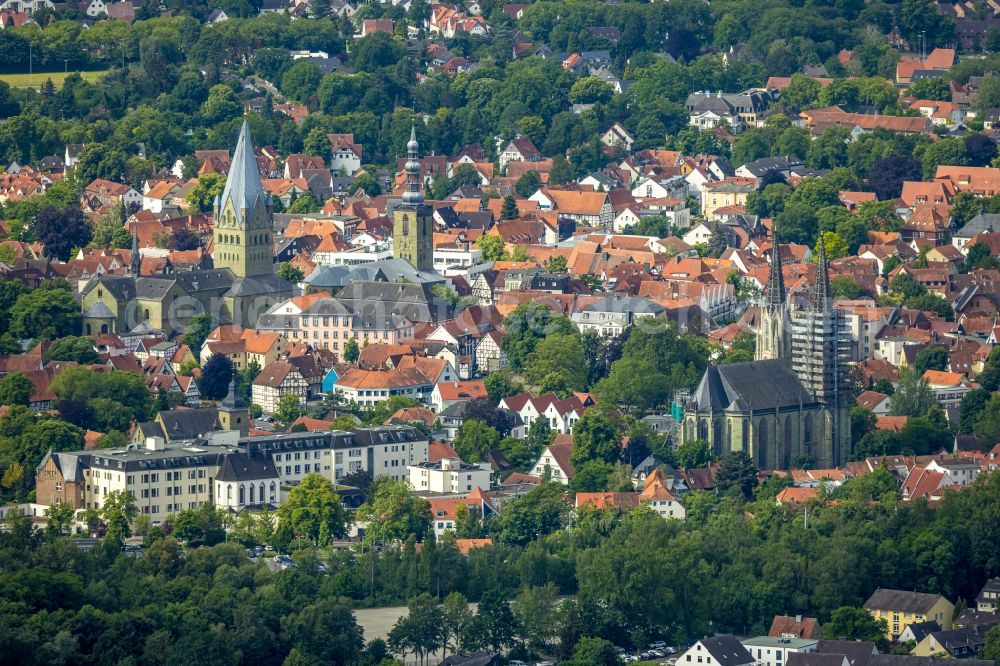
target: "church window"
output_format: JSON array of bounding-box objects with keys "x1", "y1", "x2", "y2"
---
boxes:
[
  {"x1": 757, "y1": 419, "x2": 768, "y2": 448},
  {"x1": 803, "y1": 414, "x2": 813, "y2": 443},
  {"x1": 742, "y1": 419, "x2": 749, "y2": 445},
  {"x1": 713, "y1": 420, "x2": 722, "y2": 447},
  {"x1": 144, "y1": 308, "x2": 150, "y2": 321},
  {"x1": 402, "y1": 215, "x2": 410, "y2": 235},
  {"x1": 238, "y1": 484, "x2": 245, "y2": 505},
  {"x1": 85, "y1": 323, "x2": 91, "y2": 335},
  {"x1": 698, "y1": 419, "x2": 707, "y2": 440}
]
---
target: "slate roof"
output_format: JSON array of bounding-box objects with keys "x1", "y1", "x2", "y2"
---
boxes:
[
  {"x1": 814, "y1": 640, "x2": 877, "y2": 666},
  {"x1": 698, "y1": 635, "x2": 755, "y2": 666},
  {"x1": 956, "y1": 212, "x2": 1000, "y2": 238},
  {"x1": 864, "y1": 589, "x2": 946, "y2": 614},
  {"x1": 903, "y1": 621, "x2": 940, "y2": 643},
  {"x1": 868, "y1": 657, "x2": 992, "y2": 666},
  {"x1": 157, "y1": 408, "x2": 222, "y2": 441},
  {"x1": 786, "y1": 655, "x2": 848, "y2": 666},
  {"x1": 692, "y1": 359, "x2": 813, "y2": 412},
  {"x1": 215, "y1": 451, "x2": 278, "y2": 482}
]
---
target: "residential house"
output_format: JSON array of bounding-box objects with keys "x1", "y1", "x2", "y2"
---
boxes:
[
  {"x1": 251, "y1": 360, "x2": 310, "y2": 414},
  {"x1": 431, "y1": 380, "x2": 488, "y2": 413},
  {"x1": 742, "y1": 637, "x2": 818, "y2": 666},
  {"x1": 685, "y1": 89, "x2": 779, "y2": 132},
  {"x1": 769, "y1": 616, "x2": 823, "y2": 640},
  {"x1": 499, "y1": 137, "x2": 542, "y2": 170},
  {"x1": 529, "y1": 435, "x2": 574, "y2": 483},
  {"x1": 863, "y1": 589, "x2": 954, "y2": 641},
  {"x1": 408, "y1": 457, "x2": 492, "y2": 494},
  {"x1": 678, "y1": 635, "x2": 755, "y2": 666},
  {"x1": 702, "y1": 178, "x2": 755, "y2": 219}
]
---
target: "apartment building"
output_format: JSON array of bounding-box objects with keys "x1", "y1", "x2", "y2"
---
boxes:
[
  {"x1": 409, "y1": 457, "x2": 492, "y2": 494},
  {"x1": 35, "y1": 425, "x2": 430, "y2": 521}
]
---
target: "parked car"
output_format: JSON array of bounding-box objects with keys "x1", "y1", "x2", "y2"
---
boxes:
[
  {"x1": 509, "y1": 661, "x2": 527, "y2": 666},
  {"x1": 665, "y1": 647, "x2": 677, "y2": 654},
  {"x1": 650, "y1": 641, "x2": 667, "y2": 650}
]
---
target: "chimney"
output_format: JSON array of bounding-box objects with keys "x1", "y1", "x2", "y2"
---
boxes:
[{"x1": 795, "y1": 614, "x2": 802, "y2": 622}]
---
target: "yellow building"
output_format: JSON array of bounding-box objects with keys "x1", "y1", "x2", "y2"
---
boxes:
[
  {"x1": 701, "y1": 177, "x2": 755, "y2": 219},
  {"x1": 863, "y1": 589, "x2": 954, "y2": 641}
]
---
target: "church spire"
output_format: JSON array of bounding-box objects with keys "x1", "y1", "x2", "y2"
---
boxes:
[
  {"x1": 813, "y1": 234, "x2": 830, "y2": 306},
  {"x1": 402, "y1": 125, "x2": 424, "y2": 207},
  {"x1": 130, "y1": 222, "x2": 140, "y2": 277},
  {"x1": 221, "y1": 375, "x2": 244, "y2": 410},
  {"x1": 218, "y1": 119, "x2": 266, "y2": 220},
  {"x1": 764, "y1": 227, "x2": 785, "y2": 310}
]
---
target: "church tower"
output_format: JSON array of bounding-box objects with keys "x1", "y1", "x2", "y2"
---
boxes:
[
  {"x1": 393, "y1": 127, "x2": 433, "y2": 271},
  {"x1": 218, "y1": 376, "x2": 249, "y2": 437},
  {"x1": 755, "y1": 229, "x2": 791, "y2": 361},
  {"x1": 213, "y1": 119, "x2": 274, "y2": 279},
  {"x1": 790, "y1": 237, "x2": 852, "y2": 465}
]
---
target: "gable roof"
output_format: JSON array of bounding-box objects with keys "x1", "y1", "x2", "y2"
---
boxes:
[
  {"x1": 697, "y1": 635, "x2": 754, "y2": 666},
  {"x1": 864, "y1": 589, "x2": 946, "y2": 613}
]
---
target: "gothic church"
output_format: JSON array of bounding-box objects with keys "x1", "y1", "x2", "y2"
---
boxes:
[{"x1": 679, "y1": 237, "x2": 852, "y2": 469}]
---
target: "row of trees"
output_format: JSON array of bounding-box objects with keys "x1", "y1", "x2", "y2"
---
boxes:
[{"x1": 8, "y1": 465, "x2": 1000, "y2": 663}]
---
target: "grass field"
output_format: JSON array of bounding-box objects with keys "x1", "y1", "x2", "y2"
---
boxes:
[{"x1": 0, "y1": 70, "x2": 109, "y2": 88}]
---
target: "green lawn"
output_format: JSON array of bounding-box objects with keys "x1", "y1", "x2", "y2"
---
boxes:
[{"x1": 0, "y1": 69, "x2": 109, "y2": 88}]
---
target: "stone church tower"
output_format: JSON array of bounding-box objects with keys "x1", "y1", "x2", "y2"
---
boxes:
[
  {"x1": 393, "y1": 127, "x2": 433, "y2": 271},
  {"x1": 790, "y1": 238, "x2": 853, "y2": 466},
  {"x1": 755, "y1": 230, "x2": 791, "y2": 361},
  {"x1": 213, "y1": 119, "x2": 275, "y2": 279}
]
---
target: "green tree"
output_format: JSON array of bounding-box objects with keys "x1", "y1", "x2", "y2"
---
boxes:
[
  {"x1": 356, "y1": 478, "x2": 431, "y2": 545},
  {"x1": 43, "y1": 502, "x2": 76, "y2": 536},
  {"x1": 513, "y1": 583, "x2": 560, "y2": 652},
  {"x1": 171, "y1": 503, "x2": 226, "y2": 547},
  {"x1": 343, "y1": 337, "x2": 360, "y2": 363},
  {"x1": 675, "y1": 438, "x2": 713, "y2": 468},
  {"x1": 469, "y1": 588, "x2": 517, "y2": 653},
  {"x1": 100, "y1": 489, "x2": 138, "y2": 543},
  {"x1": 476, "y1": 234, "x2": 506, "y2": 262},
  {"x1": 501, "y1": 302, "x2": 577, "y2": 371},
  {"x1": 500, "y1": 194, "x2": 519, "y2": 220},
  {"x1": 525, "y1": 332, "x2": 587, "y2": 393},
  {"x1": 453, "y1": 419, "x2": 500, "y2": 463},
  {"x1": 282, "y1": 598, "x2": 364, "y2": 665},
  {"x1": 515, "y1": 169, "x2": 541, "y2": 196},
  {"x1": 570, "y1": 408, "x2": 622, "y2": 467},
  {"x1": 277, "y1": 262, "x2": 305, "y2": 284},
  {"x1": 889, "y1": 365, "x2": 936, "y2": 417},
  {"x1": 831, "y1": 275, "x2": 862, "y2": 300},
  {"x1": 186, "y1": 173, "x2": 226, "y2": 212},
  {"x1": 278, "y1": 473, "x2": 348, "y2": 545},
  {"x1": 983, "y1": 624, "x2": 1000, "y2": 662},
  {"x1": 824, "y1": 606, "x2": 888, "y2": 644},
  {"x1": 388, "y1": 594, "x2": 444, "y2": 664},
  {"x1": 815, "y1": 231, "x2": 849, "y2": 261},
  {"x1": 498, "y1": 482, "x2": 568, "y2": 546},
  {"x1": 958, "y1": 388, "x2": 990, "y2": 435},
  {"x1": 921, "y1": 138, "x2": 968, "y2": 179},
  {"x1": 43, "y1": 336, "x2": 99, "y2": 364},
  {"x1": 565, "y1": 637, "x2": 621, "y2": 666},
  {"x1": 716, "y1": 450, "x2": 757, "y2": 499},
  {"x1": 183, "y1": 312, "x2": 214, "y2": 359},
  {"x1": 0, "y1": 372, "x2": 34, "y2": 407},
  {"x1": 974, "y1": 393, "x2": 1000, "y2": 442},
  {"x1": 914, "y1": 346, "x2": 949, "y2": 375},
  {"x1": 274, "y1": 393, "x2": 304, "y2": 425},
  {"x1": 441, "y1": 592, "x2": 473, "y2": 656},
  {"x1": 10, "y1": 282, "x2": 80, "y2": 339}
]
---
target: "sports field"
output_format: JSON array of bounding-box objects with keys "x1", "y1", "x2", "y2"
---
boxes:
[{"x1": 0, "y1": 69, "x2": 108, "y2": 88}]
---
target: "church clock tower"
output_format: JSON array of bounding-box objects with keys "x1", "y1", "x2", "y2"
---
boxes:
[{"x1": 393, "y1": 127, "x2": 433, "y2": 271}]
